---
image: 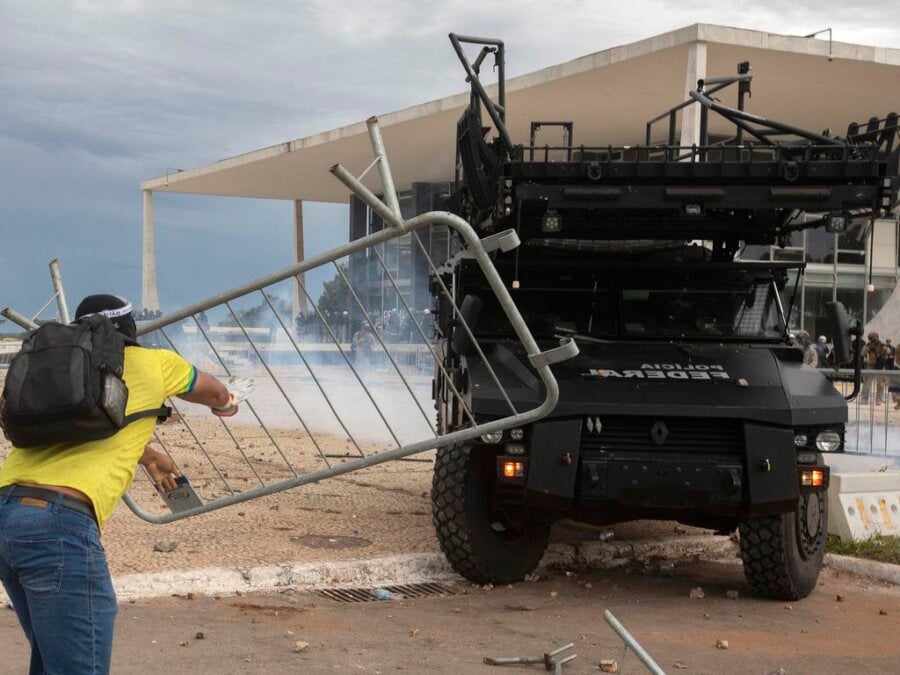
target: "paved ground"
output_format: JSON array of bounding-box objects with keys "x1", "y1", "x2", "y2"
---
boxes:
[
  {"x1": 2, "y1": 559, "x2": 897, "y2": 674},
  {"x1": 2, "y1": 417, "x2": 711, "y2": 577}
]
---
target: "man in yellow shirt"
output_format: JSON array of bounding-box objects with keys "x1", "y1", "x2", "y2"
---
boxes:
[{"x1": 0, "y1": 294, "x2": 246, "y2": 674}]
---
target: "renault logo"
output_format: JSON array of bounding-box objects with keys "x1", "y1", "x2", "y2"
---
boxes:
[{"x1": 650, "y1": 421, "x2": 669, "y2": 445}]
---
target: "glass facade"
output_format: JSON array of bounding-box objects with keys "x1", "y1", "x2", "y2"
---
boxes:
[{"x1": 738, "y1": 218, "x2": 900, "y2": 337}]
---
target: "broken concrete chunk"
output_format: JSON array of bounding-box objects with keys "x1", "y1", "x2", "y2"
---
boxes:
[
  {"x1": 293, "y1": 641, "x2": 309, "y2": 653},
  {"x1": 725, "y1": 590, "x2": 739, "y2": 599},
  {"x1": 689, "y1": 587, "x2": 705, "y2": 599},
  {"x1": 716, "y1": 639, "x2": 729, "y2": 650},
  {"x1": 153, "y1": 540, "x2": 178, "y2": 553},
  {"x1": 599, "y1": 659, "x2": 618, "y2": 672}
]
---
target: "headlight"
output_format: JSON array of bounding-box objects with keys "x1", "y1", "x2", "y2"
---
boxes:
[
  {"x1": 509, "y1": 428, "x2": 524, "y2": 441},
  {"x1": 793, "y1": 434, "x2": 808, "y2": 448},
  {"x1": 480, "y1": 431, "x2": 504, "y2": 444},
  {"x1": 815, "y1": 431, "x2": 841, "y2": 452}
]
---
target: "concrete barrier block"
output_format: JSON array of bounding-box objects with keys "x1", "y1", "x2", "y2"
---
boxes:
[{"x1": 827, "y1": 471, "x2": 900, "y2": 541}]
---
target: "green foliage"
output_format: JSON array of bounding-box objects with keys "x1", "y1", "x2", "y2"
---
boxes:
[
  {"x1": 317, "y1": 264, "x2": 350, "y2": 317},
  {"x1": 826, "y1": 534, "x2": 900, "y2": 565}
]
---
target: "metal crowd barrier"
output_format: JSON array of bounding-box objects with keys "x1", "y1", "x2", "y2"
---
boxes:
[
  {"x1": 116, "y1": 118, "x2": 576, "y2": 523},
  {"x1": 821, "y1": 368, "x2": 900, "y2": 457}
]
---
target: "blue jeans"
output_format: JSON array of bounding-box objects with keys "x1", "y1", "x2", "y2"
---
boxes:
[{"x1": 0, "y1": 490, "x2": 117, "y2": 675}]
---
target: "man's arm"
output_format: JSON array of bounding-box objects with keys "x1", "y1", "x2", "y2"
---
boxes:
[
  {"x1": 176, "y1": 371, "x2": 253, "y2": 417},
  {"x1": 177, "y1": 371, "x2": 231, "y2": 408}
]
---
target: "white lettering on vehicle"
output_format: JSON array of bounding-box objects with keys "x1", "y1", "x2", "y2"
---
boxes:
[{"x1": 583, "y1": 363, "x2": 732, "y2": 381}]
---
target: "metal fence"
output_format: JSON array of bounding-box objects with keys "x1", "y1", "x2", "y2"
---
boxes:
[
  {"x1": 823, "y1": 368, "x2": 900, "y2": 458},
  {"x1": 118, "y1": 118, "x2": 577, "y2": 523}
]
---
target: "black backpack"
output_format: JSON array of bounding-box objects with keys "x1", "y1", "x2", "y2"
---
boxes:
[{"x1": 0, "y1": 315, "x2": 169, "y2": 448}]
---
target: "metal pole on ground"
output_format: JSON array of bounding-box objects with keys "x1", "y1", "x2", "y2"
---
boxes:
[{"x1": 603, "y1": 609, "x2": 666, "y2": 675}]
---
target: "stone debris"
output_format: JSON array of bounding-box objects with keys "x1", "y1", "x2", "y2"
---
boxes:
[
  {"x1": 482, "y1": 584, "x2": 494, "y2": 591},
  {"x1": 584, "y1": 583, "x2": 593, "y2": 590},
  {"x1": 716, "y1": 639, "x2": 729, "y2": 650},
  {"x1": 783, "y1": 604, "x2": 793, "y2": 610},
  {"x1": 549, "y1": 591, "x2": 559, "y2": 599},
  {"x1": 524, "y1": 573, "x2": 541, "y2": 582},
  {"x1": 409, "y1": 628, "x2": 420, "y2": 637},
  {"x1": 689, "y1": 587, "x2": 705, "y2": 599},
  {"x1": 879, "y1": 609, "x2": 888, "y2": 616},
  {"x1": 195, "y1": 632, "x2": 205, "y2": 640},
  {"x1": 179, "y1": 641, "x2": 187, "y2": 647},
  {"x1": 293, "y1": 641, "x2": 309, "y2": 653},
  {"x1": 597, "y1": 530, "x2": 615, "y2": 542},
  {"x1": 599, "y1": 659, "x2": 618, "y2": 672},
  {"x1": 153, "y1": 540, "x2": 178, "y2": 553},
  {"x1": 674, "y1": 662, "x2": 688, "y2": 669},
  {"x1": 726, "y1": 590, "x2": 739, "y2": 600},
  {"x1": 836, "y1": 594, "x2": 845, "y2": 602}
]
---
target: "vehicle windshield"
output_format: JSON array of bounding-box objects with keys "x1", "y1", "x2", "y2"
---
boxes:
[
  {"x1": 478, "y1": 270, "x2": 788, "y2": 342},
  {"x1": 618, "y1": 282, "x2": 785, "y2": 339}
]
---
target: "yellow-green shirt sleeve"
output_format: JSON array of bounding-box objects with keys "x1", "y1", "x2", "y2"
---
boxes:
[{"x1": 158, "y1": 349, "x2": 197, "y2": 398}]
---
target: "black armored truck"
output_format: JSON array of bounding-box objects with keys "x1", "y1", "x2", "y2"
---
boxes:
[{"x1": 430, "y1": 35, "x2": 899, "y2": 600}]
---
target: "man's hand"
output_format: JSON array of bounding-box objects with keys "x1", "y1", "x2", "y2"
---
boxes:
[
  {"x1": 212, "y1": 377, "x2": 254, "y2": 417},
  {"x1": 139, "y1": 445, "x2": 181, "y2": 494}
]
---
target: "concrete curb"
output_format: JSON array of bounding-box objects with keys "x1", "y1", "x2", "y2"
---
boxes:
[
  {"x1": 824, "y1": 553, "x2": 900, "y2": 585},
  {"x1": 0, "y1": 535, "x2": 739, "y2": 606}
]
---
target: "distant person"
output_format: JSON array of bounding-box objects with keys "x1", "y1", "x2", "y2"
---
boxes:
[
  {"x1": 351, "y1": 324, "x2": 376, "y2": 372},
  {"x1": 860, "y1": 331, "x2": 888, "y2": 404},
  {"x1": 886, "y1": 339, "x2": 896, "y2": 370},
  {"x1": 814, "y1": 335, "x2": 829, "y2": 369},
  {"x1": 795, "y1": 330, "x2": 817, "y2": 368},
  {"x1": 0, "y1": 294, "x2": 252, "y2": 675}
]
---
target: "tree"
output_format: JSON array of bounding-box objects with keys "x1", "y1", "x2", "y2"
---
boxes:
[{"x1": 317, "y1": 264, "x2": 351, "y2": 317}]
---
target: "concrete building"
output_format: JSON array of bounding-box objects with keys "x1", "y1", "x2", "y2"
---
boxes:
[{"x1": 140, "y1": 23, "x2": 900, "y2": 335}]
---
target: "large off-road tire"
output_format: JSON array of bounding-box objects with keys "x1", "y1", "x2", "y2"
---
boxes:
[
  {"x1": 739, "y1": 492, "x2": 828, "y2": 600},
  {"x1": 431, "y1": 444, "x2": 550, "y2": 585}
]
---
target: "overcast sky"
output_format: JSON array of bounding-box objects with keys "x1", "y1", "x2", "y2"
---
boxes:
[{"x1": 1, "y1": 1, "x2": 898, "y2": 326}]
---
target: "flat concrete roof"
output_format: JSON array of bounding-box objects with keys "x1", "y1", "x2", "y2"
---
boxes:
[{"x1": 141, "y1": 23, "x2": 900, "y2": 203}]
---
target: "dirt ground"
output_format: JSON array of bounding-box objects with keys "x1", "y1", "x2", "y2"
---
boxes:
[
  {"x1": 2, "y1": 559, "x2": 897, "y2": 674},
  {"x1": 1, "y1": 415, "x2": 708, "y2": 576}
]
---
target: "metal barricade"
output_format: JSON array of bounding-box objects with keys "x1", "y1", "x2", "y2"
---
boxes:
[
  {"x1": 822, "y1": 368, "x2": 900, "y2": 458},
  {"x1": 113, "y1": 118, "x2": 576, "y2": 523}
]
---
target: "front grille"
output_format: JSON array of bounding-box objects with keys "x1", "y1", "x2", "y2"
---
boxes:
[{"x1": 581, "y1": 416, "x2": 744, "y2": 454}]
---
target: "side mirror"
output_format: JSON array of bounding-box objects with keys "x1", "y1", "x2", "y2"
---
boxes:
[{"x1": 825, "y1": 301, "x2": 851, "y2": 365}]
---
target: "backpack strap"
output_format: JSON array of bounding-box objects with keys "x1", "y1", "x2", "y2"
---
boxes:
[{"x1": 124, "y1": 405, "x2": 172, "y2": 425}]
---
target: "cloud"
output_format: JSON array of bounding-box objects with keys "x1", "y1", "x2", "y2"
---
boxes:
[{"x1": 0, "y1": 1, "x2": 897, "y2": 317}]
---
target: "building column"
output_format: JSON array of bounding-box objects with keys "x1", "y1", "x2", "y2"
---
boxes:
[
  {"x1": 679, "y1": 41, "x2": 708, "y2": 149},
  {"x1": 141, "y1": 189, "x2": 160, "y2": 312},
  {"x1": 292, "y1": 199, "x2": 308, "y2": 319}
]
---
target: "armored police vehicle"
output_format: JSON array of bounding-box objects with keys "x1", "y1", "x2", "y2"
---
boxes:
[{"x1": 430, "y1": 34, "x2": 898, "y2": 600}]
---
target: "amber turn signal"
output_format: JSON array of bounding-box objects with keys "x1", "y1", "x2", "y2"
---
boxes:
[
  {"x1": 800, "y1": 468, "x2": 825, "y2": 487},
  {"x1": 503, "y1": 461, "x2": 526, "y2": 478}
]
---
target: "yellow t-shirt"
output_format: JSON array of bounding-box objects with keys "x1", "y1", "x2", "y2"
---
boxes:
[{"x1": 0, "y1": 346, "x2": 196, "y2": 528}]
